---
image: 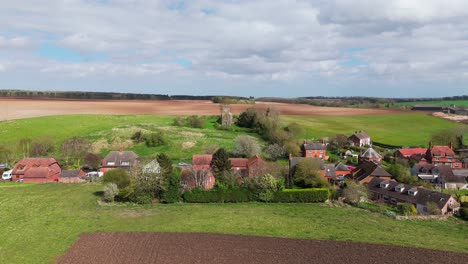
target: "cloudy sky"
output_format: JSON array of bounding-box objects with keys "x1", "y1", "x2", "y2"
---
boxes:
[{"x1": 1, "y1": 0, "x2": 467, "y2": 98}]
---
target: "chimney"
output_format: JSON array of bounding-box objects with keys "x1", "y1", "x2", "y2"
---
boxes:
[{"x1": 119, "y1": 146, "x2": 123, "y2": 153}]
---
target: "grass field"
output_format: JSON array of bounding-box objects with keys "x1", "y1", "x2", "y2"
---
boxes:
[
  {"x1": 282, "y1": 113, "x2": 466, "y2": 146},
  {"x1": 394, "y1": 100, "x2": 468, "y2": 107},
  {"x1": 0, "y1": 183, "x2": 466, "y2": 263}
]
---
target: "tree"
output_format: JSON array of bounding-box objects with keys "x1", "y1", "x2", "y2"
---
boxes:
[
  {"x1": 210, "y1": 148, "x2": 232, "y2": 176},
  {"x1": 343, "y1": 180, "x2": 368, "y2": 204},
  {"x1": 334, "y1": 134, "x2": 349, "y2": 149},
  {"x1": 84, "y1": 152, "x2": 102, "y2": 170},
  {"x1": 30, "y1": 136, "x2": 55, "y2": 156},
  {"x1": 133, "y1": 165, "x2": 166, "y2": 202},
  {"x1": 293, "y1": 158, "x2": 328, "y2": 188},
  {"x1": 255, "y1": 174, "x2": 284, "y2": 202},
  {"x1": 156, "y1": 153, "x2": 173, "y2": 177},
  {"x1": 162, "y1": 168, "x2": 182, "y2": 203},
  {"x1": 387, "y1": 164, "x2": 419, "y2": 185},
  {"x1": 131, "y1": 131, "x2": 144, "y2": 143},
  {"x1": 236, "y1": 108, "x2": 258, "y2": 128},
  {"x1": 233, "y1": 136, "x2": 261, "y2": 157},
  {"x1": 144, "y1": 131, "x2": 167, "y2": 147},
  {"x1": 285, "y1": 122, "x2": 303, "y2": 137},
  {"x1": 430, "y1": 125, "x2": 467, "y2": 150},
  {"x1": 60, "y1": 137, "x2": 90, "y2": 165},
  {"x1": 264, "y1": 143, "x2": 286, "y2": 161},
  {"x1": 102, "y1": 169, "x2": 131, "y2": 189},
  {"x1": 18, "y1": 138, "x2": 32, "y2": 158},
  {"x1": 185, "y1": 167, "x2": 211, "y2": 189}
]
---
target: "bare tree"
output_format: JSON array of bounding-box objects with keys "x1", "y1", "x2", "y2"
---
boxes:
[
  {"x1": 61, "y1": 137, "x2": 91, "y2": 165},
  {"x1": 185, "y1": 168, "x2": 210, "y2": 189}
]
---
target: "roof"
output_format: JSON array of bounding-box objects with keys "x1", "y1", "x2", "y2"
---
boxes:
[
  {"x1": 12, "y1": 158, "x2": 59, "y2": 175},
  {"x1": 430, "y1": 146, "x2": 455, "y2": 157},
  {"x1": 368, "y1": 177, "x2": 456, "y2": 210},
  {"x1": 360, "y1": 148, "x2": 382, "y2": 159},
  {"x1": 349, "y1": 132, "x2": 370, "y2": 140},
  {"x1": 103, "y1": 151, "x2": 139, "y2": 166},
  {"x1": 24, "y1": 167, "x2": 49, "y2": 178},
  {"x1": 192, "y1": 155, "x2": 213, "y2": 166},
  {"x1": 335, "y1": 162, "x2": 350, "y2": 171},
  {"x1": 397, "y1": 148, "x2": 427, "y2": 157},
  {"x1": 323, "y1": 164, "x2": 336, "y2": 177},
  {"x1": 247, "y1": 155, "x2": 263, "y2": 166},
  {"x1": 302, "y1": 143, "x2": 326, "y2": 150},
  {"x1": 413, "y1": 164, "x2": 464, "y2": 184},
  {"x1": 60, "y1": 169, "x2": 81, "y2": 178},
  {"x1": 351, "y1": 161, "x2": 391, "y2": 182},
  {"x1": 229, "y1": 158, "x2": 248, "y2": 168}
]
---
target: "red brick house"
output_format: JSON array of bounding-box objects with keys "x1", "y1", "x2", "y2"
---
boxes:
[
  {"x1": 367, "y1": 177, "x2": 459, "y2": 215},
  {"x1": 348, "y1": 131, "x2": 371, "y2": 147},
  {"x1": 394, "y1": 148, "x2": 427, "y2": 160},
  {"x1": 12, "y1": 158, "x2": 61, "y2": 183},
  {"x1": 426, "y1": 142, "x2": 461, "y2": 169},
  {"x1": 99, "y1": 148, "x2": 139, "y2": 173},
  {"x1": 301, "y1": 142, "x2": 327, "y2": 160},
  {"x1": 191, "y1": 154, "x2": 213, "y2": 171},
  {"x1": 350, "y1": 160, "x2": 392, "y2": 184}
]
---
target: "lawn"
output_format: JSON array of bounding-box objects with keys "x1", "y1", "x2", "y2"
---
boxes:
[
  {"x1": 0, "y1": 183, "x2": 466, "y2": 263},
  {"x1": 394, "y1": 100, "x2": 468, "y2": 107},
  {"x1": 282, "y1": 114, "x2": 466, "y2": 147}
]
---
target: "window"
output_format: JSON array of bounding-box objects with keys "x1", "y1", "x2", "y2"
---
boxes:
[
  {"x1": 383, "y1": 195, "x2": 389, "y2": 201},
  {"x1": 107, "y1": 162, "x2": 115, "y2": 166},
  {"x1": 121, "y1": 161, "x2": 130, "y2": 166},
  {"x1": 390, "y1": 198, "x2": 397, "y2": 203}
]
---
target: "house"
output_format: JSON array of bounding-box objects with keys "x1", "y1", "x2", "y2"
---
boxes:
[
  {"x1": 350, "y1": 160, "x2": 392, "y2": 184},
  {"x1": 192, "y1": 154, "x2": 265, "y2": 178},
  {"x1": 180, "y1": 167, "x2": 215, "y2": 191},
  {"x1": 367, "y1": 178, "x2": 459, "y2": 215},
  {"x1": 358, "y1": 147, "x2": 382, "y2": 165},
  {"x1": 11, "y1": 158, "x2": 61, "y2": 183},
  {"x1": 99, "y1": 148, "x2": 139, "y2": 173},
  {"x1": 191, "y1": 154, "x2": 213, "y2": 171},
  {"x1": 334, "y1": 162, "x2": 351, "y2": 181},
  {"x1": 59, "y1": 169, "x2": 86, "y2": 183},
  {"x1": 142, "y1": 159, "x2": 161, "y2": 174},
  {"x1": 425, "y1": 142, "x2": 461, "y2": 169},
  {"x1": 411, "y1": 164, "x2": 466, "y2": 190},
  {"x1": 348, "y1": 131, "x2": 371, "y2": 147},
  {"x1": 288, "y1": 156, "x2": 347, "y2": 184},
  {"x1": 301, "y1": 142, "x2": 327, "y2": 160},
  {"x1": 394, "y1": 148, "x2": 427, "y2": 161}
]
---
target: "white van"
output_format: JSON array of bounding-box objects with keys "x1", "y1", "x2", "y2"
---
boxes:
[{"x1": 2, "y1": 170, "x2": 13, "y2": 181}]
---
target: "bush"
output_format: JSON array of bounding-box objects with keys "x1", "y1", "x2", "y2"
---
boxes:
[
  {"x1": 459, "y1": 207, "x2": 468, "y2": 220},
  {"x1": 272, "y1": 188, "x2": 330, "y2": 203},
  {"x1": 162, "y1": 170, "x2": 182, "y2": 203},
  {"x1": 144, "y1": 131, "x2": 168, "y2": 147},
  {"x1": 397, "y1": 203, "x2": 417, "y2": 215},
  {"x1": 102, "y1": 169, "x2": 131, "y2": 189},
  {"x1": 264, "y1": 143, "x2": 286, "y2": 161},
  {"x1": 103, "y1": 183, "x2": 119, "y2": 202},
  {"x1": 183, "y1": 188, "x2": 255, "y2": 203}
]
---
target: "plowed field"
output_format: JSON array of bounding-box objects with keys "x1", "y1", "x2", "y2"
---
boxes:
[
  {"x1": 0, "y1": 98, "x2": 402, "y2": 120},
  {"x1": 58, "y1": 232, "x2": 468, "y2": 264}
]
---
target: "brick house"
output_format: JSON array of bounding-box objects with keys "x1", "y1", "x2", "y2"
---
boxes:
[
  {"x1": 99, "y1": 148, "x2": 139, "y2": 173},
  {"x1": 394, "y1": 148, "x2": 427, "y2": 162},
  {"x1": 350, "y1": 160, "x2": 392, "y2": 184},
  {"x1": 348, "y1": 131, "x2": 371, "y2": 147},
  {"x1": 301, "y1": 142, "x2": 327, "y2": 160},
  {"x1": 12, "y1": 158, "x2": 61, "y2": 183},
  {"x1": 367, "y1": 177, "x2": 459, "y2": 215},
  {"x1": 425, "y1": 142, "x2": 461, "y2": 169}
]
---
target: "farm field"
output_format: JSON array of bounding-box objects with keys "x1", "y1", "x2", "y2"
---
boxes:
[
  {"x1": 0, "y1": 183, "x2": 467, "y2": 263},
  {"x1": 394, "y1": 100, "x2": 468, "y2": 107}
]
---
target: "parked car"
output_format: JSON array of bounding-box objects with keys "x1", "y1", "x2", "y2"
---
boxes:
[
  {"x1": 2, "y1": 170, "x2": 13, "y2": 181},
  {"x1": 85, "y1": 171, "x2": 104, "y2": 178}
]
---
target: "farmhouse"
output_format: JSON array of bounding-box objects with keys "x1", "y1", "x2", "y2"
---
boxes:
[
  {"x1": 348, "y1": 131, "x2": 371, "y2": 147},
  {"x1": 11, "y1": 158, "x2": 61, "y2": 183},
  {"x1": 425, "y1": 142, "x2": 461, "y2": 169},
  {"x1": 367, "y1": 177, "x2": 459, "y2": 215},
  {"x1": 100, "y1": 148, "x2": 139, "y2": 173},
  {"x1": 301, "y1": 142, "x2": 327, "y2": 160},
  {"x1": 350, "y1": 160, "x2": 391, "y2": 184}
]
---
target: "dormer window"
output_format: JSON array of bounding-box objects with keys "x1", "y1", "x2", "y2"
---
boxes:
[
  {"x1": 408, "y1": 188, "x2": 418, "y2": 196},
  {"x1": 121, "y1": 161, "x2": 130, "y2": 166},
  {"x1": 380, "y1": 181, "x2": 389, "y2": 188},
  {"x1": 107, "y1": 162, "x2": 115, "y2": 166},
  {"x1": 395, "y1": 184, "x2": 405, "y2": 193}
]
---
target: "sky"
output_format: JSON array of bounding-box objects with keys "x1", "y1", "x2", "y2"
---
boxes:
[{"x1": 1, "y1": 0, "x2": 468, "y2": 98}]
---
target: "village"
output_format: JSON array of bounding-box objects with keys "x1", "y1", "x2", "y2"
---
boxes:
[{"x1": 1, "y1": 106, "x2": 467, "y2": 218}]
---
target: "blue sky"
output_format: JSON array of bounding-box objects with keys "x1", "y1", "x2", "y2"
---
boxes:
[{"x1": 1, "y1": 0, "x2": 468, "y2": 98}]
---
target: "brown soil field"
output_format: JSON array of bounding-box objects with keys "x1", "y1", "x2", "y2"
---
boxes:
[
  {"x1": 0, "y1": 98, "x2": 404, "y2": 120},
  {"x1": 58, "y1": 232, "x2": 468, "y2": 264}
]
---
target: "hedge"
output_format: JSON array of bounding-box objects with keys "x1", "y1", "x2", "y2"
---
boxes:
[
  {"x1": 183, "y1": 188, "x2": 255, "y2": 203},
  {"x1": 271, "y1": 188, "x2": 330, "y2": 203}
]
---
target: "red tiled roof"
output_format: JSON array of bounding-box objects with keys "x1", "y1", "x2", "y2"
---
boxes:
[
  {"x1": 431, "y1": 146, "x2": 455, "y2": 157},
  {"x1": 397, "y1": 148, "x2": 427, "y2": 157},
  {"x1": 229, "y1": 158, "x2": 248, "y2": 168},
  {"x1": 12, "y1": 158, "x2": 59, "y2": 175},
  {"x1": 24, "y1": 167, "x2": 49, "y2": 178},
  {"x1": 192, "y1": 155, "x2": 213, "y2": 166}
]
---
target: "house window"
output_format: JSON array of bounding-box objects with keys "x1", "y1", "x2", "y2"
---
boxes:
[
  {"x1": 121, "y1": 161, "x2": 130, "y2": 166},
  {"x1": 107, "y1": 162, "x2": 115, "y2": 166},
  {"x1": 383, "y1": 196, "x2": 389, "y2": 201},
  {"x1": 390, "y1": 198, "x2": 397, "y2": 203}
]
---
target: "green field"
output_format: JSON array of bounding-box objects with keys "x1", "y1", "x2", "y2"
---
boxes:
[
  {"x1": 394, "y1": 100, "x2": 468, "y2": 107},
  {"x1": 0, "y1": 183, "x2": 466, "y2": 263},
  {"x1": 282, "y1": 113, "x2": 466, "y2": 147}
]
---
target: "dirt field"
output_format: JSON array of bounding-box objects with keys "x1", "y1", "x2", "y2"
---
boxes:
[
  {"x1": 0, "y1": 98, "x2": 403, "y2": 120},
  {"x1": 58, "y1": 232, "x2": 468, "y2": 264}
]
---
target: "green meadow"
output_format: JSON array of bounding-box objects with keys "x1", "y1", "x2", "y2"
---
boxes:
[
  {"x1": 282, "y1": 113, "x2": 465, "y2": 147},
  {"x1": 394, "y1": 100, "x2": 468, "y2": 107},
  {"x1": 0, "y1": 183, "x2": 466, "y2": 263}
]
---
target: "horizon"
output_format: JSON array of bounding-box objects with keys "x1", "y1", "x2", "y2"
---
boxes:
[{"x1": 1, "y1": 1, "x2": 468, "y2": 97}]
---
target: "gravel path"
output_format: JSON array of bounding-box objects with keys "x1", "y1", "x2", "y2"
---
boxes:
[{"x1": 58, "y1": 232, "x2": 468, "y2": 264}]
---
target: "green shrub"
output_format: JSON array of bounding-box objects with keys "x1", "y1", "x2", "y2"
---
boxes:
[
  {"x1": 183, "y1": 188, "x2": 255, "y2": 203},
  {"x1": 397, "y1": 203, "x2": 417, "y2": 216},
  {"x1": 459, "y1": 207, "x2": 468, "y2": 220},
  {"x1": 103, "y1": 183, "x2": 119, "y2": 202},
  {"x1": 272, "y1": 188, "x2": 330, "y2": 203},
  {"x1": 102, "y1": 169, "x2": 131, "y2": 189},
  {"x1": 144, "y1": 131, "x2": 168, "y2": 147},
  {"x1": 162, "y1": 170, "x2": 182, "y2": 203}
]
